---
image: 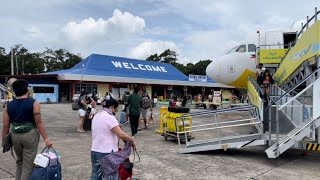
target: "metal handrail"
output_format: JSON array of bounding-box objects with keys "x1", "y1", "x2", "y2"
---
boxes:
[
  {"x1": 267, "y1": 66, "x2": 320, "y2": 109},
  {"x1": 186, "y1": 118, "x2": 257, "y2": 129},
  {"x1": 181, "y1": 105, "x2": 254, "y2": 117},
  {"x1": 177, "y1": 122, "x2": 260, "y2": 134},
  {"x1": 279, "y1": 81, "x2": 315, "y2": 110},
  {"x1": 178, "y1": 106, "x2": 261, "y2": 146},
  {"x1": 278, "y1": 116, "x2": 320, "y2": 146},
  {"x1": 248, "y1": 75, "x2": 264, "y2": 97}
]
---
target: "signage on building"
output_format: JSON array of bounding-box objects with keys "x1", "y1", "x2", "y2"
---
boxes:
[
  {"x1": 189, "y1": 74, "x2": 207, "y2": 82},
  {"x1": 111, "y1": 61, "x2": 168, "y2": 72}
]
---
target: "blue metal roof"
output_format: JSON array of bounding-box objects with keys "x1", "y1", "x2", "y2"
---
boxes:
[
  {"x1": 46, "y1": 54, "x2": 189, "y2": 81},
  {"x1": 45, "y1": 54, "x2": 216, "y2": 83}
]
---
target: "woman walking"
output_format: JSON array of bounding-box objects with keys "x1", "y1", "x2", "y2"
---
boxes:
[
  {"x1": 91, "y1": 99, "x2": 136, "y2": 180},
  {"x1": 2, "y1": 79, "x2": 52, "y2": 180}
]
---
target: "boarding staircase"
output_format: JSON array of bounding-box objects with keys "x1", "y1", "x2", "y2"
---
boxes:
[
  {"x1": 263, "y1": 8, "x2": 320, "y2": 158},
  {"x1": 180, "y1": 8, "x2": 320, "y2": 158}
]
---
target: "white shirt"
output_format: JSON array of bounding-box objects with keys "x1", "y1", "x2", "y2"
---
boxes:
[{"x1": 91, "y1": 109, "x2": 119, "y2": 153}]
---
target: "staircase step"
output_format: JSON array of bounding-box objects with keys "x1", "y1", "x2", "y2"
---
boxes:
[
  {"x1": 179, "y1": 133, "x2": 266, "y2": 154},
  {"x1": 265, "y1": 118, "x2": 319, "y2": 158}
]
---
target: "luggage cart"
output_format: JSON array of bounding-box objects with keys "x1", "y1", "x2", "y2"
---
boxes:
[{"x1": 162, "y1": 110, "x2": 193, "y2": 145}]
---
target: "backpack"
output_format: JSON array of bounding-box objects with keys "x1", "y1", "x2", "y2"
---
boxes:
[
  {"x1": 72, "y1": 99, "x2": 80, "y2": 110},
  {"x1": 142, "y1": 96, "x2": 150, "y2": 109}
]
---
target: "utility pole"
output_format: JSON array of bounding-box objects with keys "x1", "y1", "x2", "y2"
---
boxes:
[
  {"x1": 11, "y1": 48, "x2": 14, "y2": 75},
  {"x1": 15, "y1": 54, "x2": 18, "y2": 75}
]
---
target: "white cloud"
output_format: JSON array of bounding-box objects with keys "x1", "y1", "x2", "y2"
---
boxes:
[
  {"x1": 129, "y1": 40, "x2": 179, "y2": 60},
  {"x1": 62, "y1": 9, "x2": 145, "y2": 45}
]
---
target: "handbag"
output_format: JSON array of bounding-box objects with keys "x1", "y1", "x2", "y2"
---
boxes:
[
  {"x1": 119, "y1": 147, "x2": 140, "y2": 180},
  {"x1": 97, "y1": 142, "x2": 133, "y2": 177},
  {"x1": 29, "y1": 147, "x2": 62, "y2": 180}
]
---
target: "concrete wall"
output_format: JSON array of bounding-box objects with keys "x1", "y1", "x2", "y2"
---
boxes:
[
  {"x1": 146, "y1": 85, "x2": 152, "y2": 96},
  {"x1": 97, "y1": 83, "x2": 109, "y2": 97}
]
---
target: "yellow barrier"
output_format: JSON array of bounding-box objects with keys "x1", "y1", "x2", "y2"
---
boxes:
[{"x1": 155, "y1": 106, "x2": 168, "y2": 134}]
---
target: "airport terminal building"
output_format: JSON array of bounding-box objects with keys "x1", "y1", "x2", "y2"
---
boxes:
[{"x1": 0, "y1": 54, "x2": 232, "y2": 103}]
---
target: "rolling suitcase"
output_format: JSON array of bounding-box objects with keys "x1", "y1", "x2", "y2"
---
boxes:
[{"x1": 83, "y1": 108, "x2": 92, "y2": 131}]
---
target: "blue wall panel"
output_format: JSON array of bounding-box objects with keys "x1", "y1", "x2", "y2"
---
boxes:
[{"x1": 30, "y1": 84, "x2": 59, "y2": 103}]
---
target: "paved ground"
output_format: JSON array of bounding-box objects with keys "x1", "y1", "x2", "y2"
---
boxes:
[{"x1": 1, "y1": 103, "x2": 320, "y2": 180}]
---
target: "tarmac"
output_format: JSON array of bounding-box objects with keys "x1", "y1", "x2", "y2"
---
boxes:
[{"x1": 0, "y1": 103, "x2": 320, "y2": 180}]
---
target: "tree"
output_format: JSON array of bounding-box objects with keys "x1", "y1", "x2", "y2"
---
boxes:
[
  {"x1": 63, "y1": 52, "x2": 82, "y2": 69},
  {"x1": 43, "y1": 48, "x2": 83, "y2": 72},
  {"x1": 193, "y1": 60, "x2": 212, "y2": 75},
  {"x1": 146, "y1": 49, "x2": 178, "y2": 64},
  {"x1": 146, "y1": 49, "x2": 212, "y2": 76},
  {"x1": 146, "y1": 53, "x2": 161, "y2": 62},
  {"x1": 159, "y1": 49, "x2": 178, "y2": 64}
]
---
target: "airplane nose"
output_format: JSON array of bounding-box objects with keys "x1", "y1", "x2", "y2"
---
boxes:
[{"x1": 206, "y1": 61, "x2": 220, "y2": 82}]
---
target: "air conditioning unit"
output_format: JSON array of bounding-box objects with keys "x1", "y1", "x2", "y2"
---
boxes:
[
  {"x1": 168, "y1": 86, "x2": 172, "y2": 90},
  {"x1": 183, "y1": 86, "x2": 187, "y2": 91},
  {"x1": 202, "y1": 87, "x2": 205, "y2": 91}
]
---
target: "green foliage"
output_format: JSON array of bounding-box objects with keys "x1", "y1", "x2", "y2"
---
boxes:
[
  {"x1": 146, "y1": 49, "x2": 212, "y2": 75},
  {"x1": 0, "y1": 45, "x2": 83, "y2": 75}
]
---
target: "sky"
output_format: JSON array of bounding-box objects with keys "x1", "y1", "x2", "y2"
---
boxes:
[{"x1": 1, "y1": 0, "x2": 319, "y2": 64}]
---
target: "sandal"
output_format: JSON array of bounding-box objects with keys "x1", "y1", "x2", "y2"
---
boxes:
[{"x1": 77, "y1": 129, "x2": 85, "y2": 133}]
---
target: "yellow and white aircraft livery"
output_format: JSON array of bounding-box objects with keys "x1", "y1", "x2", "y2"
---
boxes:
[{"x1": 206, "y1": 44, "x2": 257, "y2": 88}]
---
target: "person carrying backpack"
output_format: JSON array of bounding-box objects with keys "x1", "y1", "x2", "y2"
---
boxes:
[{"x1": 141, "y1": 92, "x2": 151, "y2": 129}]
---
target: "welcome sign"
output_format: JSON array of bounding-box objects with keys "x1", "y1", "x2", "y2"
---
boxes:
[
  {"x1": 189, "y1": 74, "x2": 207, "y2": 82},
  {"x1": 111, "y1": 61, "x2": 168, "y2": 72}
]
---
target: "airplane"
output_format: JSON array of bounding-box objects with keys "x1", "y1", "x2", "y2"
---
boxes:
[
  {"x1": 206, "y1": 44, "x2": 257, "y2": 89},
  {"x1": 206, "y1": 30, "x2": 297, "y2": 88}
]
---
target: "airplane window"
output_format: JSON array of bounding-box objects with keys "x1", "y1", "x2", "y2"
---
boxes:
[
  {"x1": 236, "y1": 45, "x2": 246, "y2": 52},
  {"x1": 248, "y1": 44, "x2": 256, "y2": 52},
  {"x1": 226, "y1": 46, "x2": 239, "y2": 54}
]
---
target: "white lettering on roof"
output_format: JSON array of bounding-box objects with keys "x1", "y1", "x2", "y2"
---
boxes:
[
  {"x1": 111, "y1": 61, "x2": 122, "y2": 68},
  {"x1": 160, "y1": 67, "x2": 167, "y2": 72},
  {"x1": 130, "y1": 63, "x2": 139, "y2": 70},
  {"x1": 122, "y1": 62, "x2": 131, "y2": 69},
  {"x1": 111, "y1": 61, "x2": 167, "y2": 72},
  {"x1": 151, "y1": 66, "x2": 161, "y2": 72},
  {"x1": 145, "y1": 65, "x2": 152, "y2": 71},
  {"x1": 138, "y1": 64, "x2": 146, "y2": 70}
]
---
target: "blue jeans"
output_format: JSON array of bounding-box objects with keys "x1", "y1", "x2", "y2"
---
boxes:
[{"x1": 91, "y1": 151, "x2": 118, "y2": 180}]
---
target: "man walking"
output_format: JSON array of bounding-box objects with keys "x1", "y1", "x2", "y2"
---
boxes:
[
  {"x1": 128, "y1": 87, "x2": 142, "y2": 136},
  {"x1": 141, "y1": 92, "x2": 151, "y2": 129}
]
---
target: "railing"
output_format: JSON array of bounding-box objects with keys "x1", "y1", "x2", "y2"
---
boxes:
[
  {"x1": 269, "y1": 85, "x2": 312, "y2": 127},
  {"x1": 267, "y1": 66, "x2": 320, "y2": 110},
  {"x1": 268, "y1": 82, "x2": 315, "y2": 156},
  {"x1": 248, "y1": 75, "x2": 264, "y2": 97},
  {"x1": 276, "y1": 8, "x2": 320, "y2": 73},
  {"x1": 177, "y1": 105, "x2": 262, "y2": 146},
  {"x1": 258, "y1": 44, "x2": 288, "y2": 50}
]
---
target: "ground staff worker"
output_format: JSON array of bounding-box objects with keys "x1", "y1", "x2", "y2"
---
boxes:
[
  {"x1": 1, "y1": 79, "x2": 52, "y2": 180},
  {"x1": 128, "y1": 86, "x2": 142, "y2": 136}
]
